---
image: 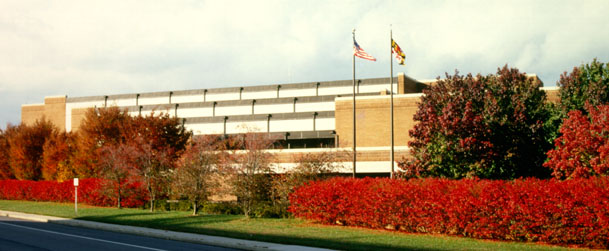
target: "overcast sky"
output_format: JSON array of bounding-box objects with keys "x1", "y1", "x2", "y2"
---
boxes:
[{"x1": 1, "y1": 0, "x2": 608, "y2": 128}]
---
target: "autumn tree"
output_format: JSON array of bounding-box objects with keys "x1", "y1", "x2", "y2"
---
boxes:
[
  {"x1": 42, "y1": 131, "x2": 77, "y2": 181},
  {"x1": 229, "y1": 132, "x2": 277, "y2": 218},
  {"x1": 130, "y1": 136, "x2": 174, "y2": 212},
  {"x1": 0, "y1": 125, "x2": 16, "y2": 180},
  {"x1": 558, "y1": 58, "x2": 609, "y2": 114},
  {"x1": 73, "y1": 107, "x2": 132, "y2": 178},
  {"x1": 8, "y1": 119, "x2": 56, "y2": 180},
  {"x1": 174, "y1": 135, "x2": 226, "y2": 215},
  {"x1": 126, "y1": 112, "x2": 191, "y2": 163},
  {"x1": 406, "y1": 66, "x2": 552, "y2": 179},
  {"x1": 124, "y1": 112, "x2": 191, "y2": 212},
  {"x1": 545, "y1": 105, "x2": 609, "y2": 179},
  {"x1": 99, "y1": 143, "x2": 139, "y2": 208}
]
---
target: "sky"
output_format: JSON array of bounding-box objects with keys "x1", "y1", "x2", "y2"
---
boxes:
[{"x1": 1, "y1": 0, "x2": 608, "y2": 128}]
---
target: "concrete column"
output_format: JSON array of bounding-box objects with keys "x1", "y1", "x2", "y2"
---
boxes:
[
  {"x1": 398, "y1": 73, "x2": 406, "y2": 94},
  {"x1": 223, "y1": 116, "x2": 228, "y2": 135}
]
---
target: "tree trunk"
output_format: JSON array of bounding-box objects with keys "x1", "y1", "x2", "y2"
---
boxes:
[
  {"x1": 117, "y1": 191, "x2": 122, "y2": 209},
  {"x1": 148, "y1": 182, "x2": 154, "y2": 212},
  {"x1": 192, "y1": 200, "x2": 197, "y2": 216},
  {"x1": 150, "y1": 191, "x2": 155, "y2": 212},
  {"x1": 243, "y1": 200, "x2": 250, "y2": 218}
]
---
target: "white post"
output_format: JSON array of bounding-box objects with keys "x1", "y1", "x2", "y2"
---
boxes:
[{"x1": 74, "y1": 178, "x2": 79, "y2": 215}]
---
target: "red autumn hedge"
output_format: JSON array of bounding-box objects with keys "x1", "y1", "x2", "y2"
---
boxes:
[
  {"x1": 289, "y1": 177, "x2": 609, "y2": 249},
  {"x1": 0, "y1": 179, "x2": 147, "y2": 208}
]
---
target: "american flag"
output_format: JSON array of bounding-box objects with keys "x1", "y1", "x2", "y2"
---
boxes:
[{"x1": 353, "y1": 39, "x2": 376, "y2": 61}]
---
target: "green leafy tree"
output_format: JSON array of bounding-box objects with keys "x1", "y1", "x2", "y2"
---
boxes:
[
  {"x1": 405, "y1": 66, "x2": 552, "y2": 179},
  {"x1": 558, "y1": 58, "x2": 609, "y2": 114}
]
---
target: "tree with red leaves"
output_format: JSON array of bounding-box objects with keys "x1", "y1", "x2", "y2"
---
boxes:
[
  {"x1": 126, "y1": 112, "x2": 191, "y2": 212},
  {"x1": 125, "y1": 112, "x2": 191, "y2": 164},
  {"x1": 131, "y1": 136, "x2": 174, "y2": 212},
  {"x1": 99, "y1": 143, "x2": 140, "y2": 208},
  {"x1": 405, "y1": 66, "x2": 552, "y2": 179},
  {"x1": 545, "y1": 105, "x2": 609, "y2": 179}
]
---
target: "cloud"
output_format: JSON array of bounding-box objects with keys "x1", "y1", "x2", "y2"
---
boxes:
[{"x1": 1, "y1": 0, "x2": 609, "y2": 127}]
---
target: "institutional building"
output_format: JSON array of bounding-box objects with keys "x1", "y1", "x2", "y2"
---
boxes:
[{"x1": 21, "y1": 73, "x2": 558, "y2": 176}]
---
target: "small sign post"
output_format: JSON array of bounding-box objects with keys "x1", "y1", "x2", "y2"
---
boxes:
[{"x1": 73, "y1": 178, "x2": 79, "y2": 215}]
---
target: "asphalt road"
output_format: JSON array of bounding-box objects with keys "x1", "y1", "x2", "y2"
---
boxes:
[{"x1": 0, "y1": 216, "x2": 240, "y2": 251}]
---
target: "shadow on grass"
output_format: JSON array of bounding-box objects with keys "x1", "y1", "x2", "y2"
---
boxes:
[
  {"x1": 78, "y1": 213, "x2": 240, "y2": 228},
  {"x1": 77, "y1": 213, "x2": 447, "y2": 251}
]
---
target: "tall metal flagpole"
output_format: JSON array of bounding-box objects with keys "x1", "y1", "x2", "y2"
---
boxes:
[
  {"x1": 390, "y1": 28, "x2": 395, "y2": 178},
  {"x1": 352, "y1": 29, "x2": 357, "y2": 178}
]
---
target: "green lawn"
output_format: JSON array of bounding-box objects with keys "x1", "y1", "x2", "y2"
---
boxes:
[{"x1": 0, "y1": 200, "x2": 588, "y2": 251}]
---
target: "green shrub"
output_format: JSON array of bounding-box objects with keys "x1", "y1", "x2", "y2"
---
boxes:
[{"x1": 201, "y1": 201, "x2": 242, "y2": 215}]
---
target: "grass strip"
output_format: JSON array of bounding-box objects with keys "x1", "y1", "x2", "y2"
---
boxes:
[{"x1": 0, "y1": 200, "x2": 588, "y2": 251}]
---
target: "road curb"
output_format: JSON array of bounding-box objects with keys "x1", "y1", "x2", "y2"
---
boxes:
[{"x1": 0, "y1": 210, "x2": 333, "y2": 251}]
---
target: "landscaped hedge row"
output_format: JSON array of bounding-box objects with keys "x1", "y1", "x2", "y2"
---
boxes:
[
  {"x1": 0, "y1": 179, "x2": 147, "y2": 208},
  {"x1": 289, "y1": 177, "x2": 609, "y2": 249}
]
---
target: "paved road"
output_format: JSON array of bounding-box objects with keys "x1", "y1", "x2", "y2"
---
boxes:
[{"x1": 0, "y1": 216, "x2": 240, "y2": 251}]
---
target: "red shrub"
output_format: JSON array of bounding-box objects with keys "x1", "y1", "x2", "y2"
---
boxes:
[
  {"x1": 289, "y1": 177, "x2": 609, "y2": 249},
  {"x1": 0, "y1": 178, "x2": 147, "y2": 208}
]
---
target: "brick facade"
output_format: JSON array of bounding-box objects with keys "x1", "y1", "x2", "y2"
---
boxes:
[{"x1": 20, "y1": 96, "x2": 66, "y2": 130}]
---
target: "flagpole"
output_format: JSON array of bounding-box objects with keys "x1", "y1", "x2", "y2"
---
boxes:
[
  {"x1": 390, "y1": 28, "x2": 395, "y2": 178},
  {"x1": 352, "y1": 29, "x2": 357, "y2": 178}
]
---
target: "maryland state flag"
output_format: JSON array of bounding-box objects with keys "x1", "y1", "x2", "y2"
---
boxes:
[{"x1": 391, "y1": 39, "x2": 405, "y2": 65}]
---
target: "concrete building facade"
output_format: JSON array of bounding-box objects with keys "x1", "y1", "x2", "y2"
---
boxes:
[{"x1": 21, "y1": 73, "x2": 558, "y2": 176}]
